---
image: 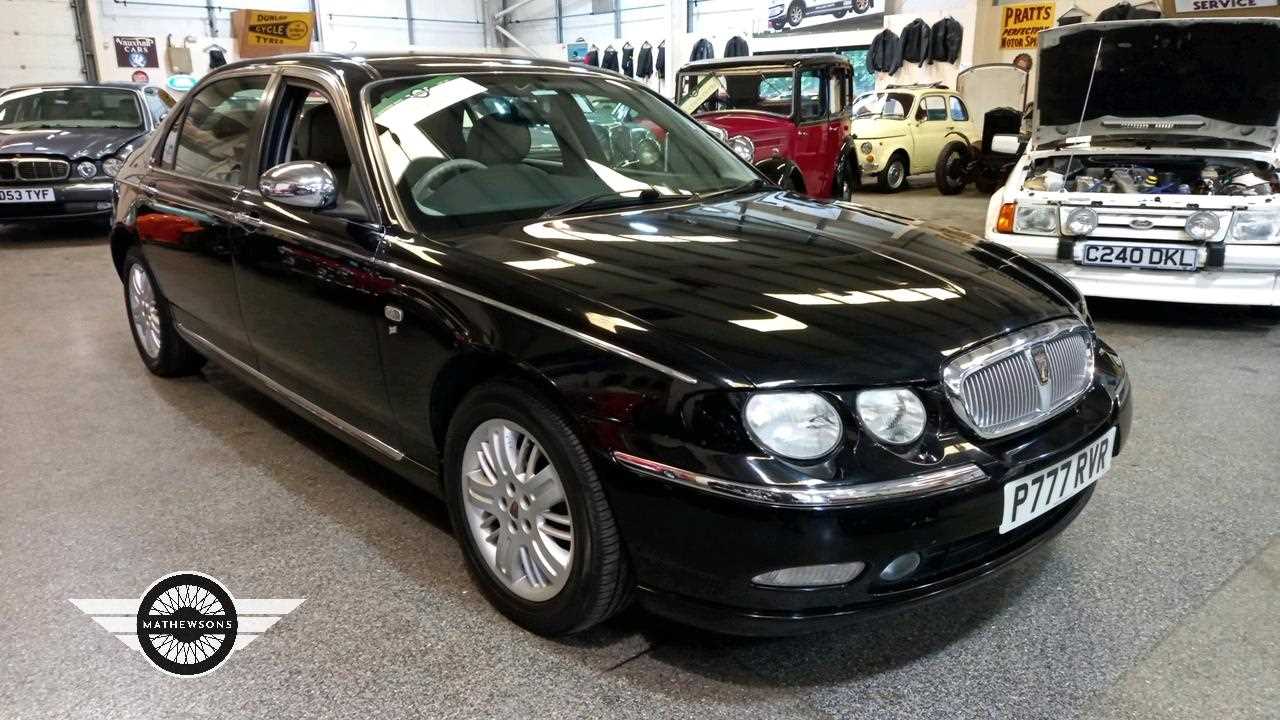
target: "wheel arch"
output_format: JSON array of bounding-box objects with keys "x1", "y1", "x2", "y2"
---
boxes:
[{"x1": 110, "y1": 223, "x2": 138, "y2": 280}]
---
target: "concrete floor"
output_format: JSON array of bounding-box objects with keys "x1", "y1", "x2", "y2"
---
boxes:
[{"x1": 2, "y1": 182, "x2": 1278, "y2": 719}]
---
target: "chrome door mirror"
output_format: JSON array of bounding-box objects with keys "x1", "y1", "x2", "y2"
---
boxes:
[{"x1": 259, "y1": 160, "x2": 337, "y2": 209}]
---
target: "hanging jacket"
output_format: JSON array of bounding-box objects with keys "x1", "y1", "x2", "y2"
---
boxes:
[
  {"x1": 1097, "y1": 2, "x2": 1162, "y2": 21},
  {"x1": 866, "y1": 29, "x2": 902, "y2": 74},
  {"x1": 584, "y1": 48, "x2": 599, "y2": 67},
  {"x1": 690, "y1": 38, "x2": 714, "y2": 61},
  {"x1": 656, "y1": 43, "x2": 665, "y2": 78},
  {"x1": 622, "y1": 45, "x2": 634, "y2": 77},
  {"x1": 207, "y1": 48, "x2": 227, "y2": 69},
  {"x1": 724, "y1": 36, "x2": 749, "y2": 58},
  {"x1": 602, "y1": 47, "x2": 619, "y2": 72},
  {"x1": 928, "y1": 17, "x2": 962, "y2": 64},
  {"x1": 900, "y1": 19, "x2": 931, "y2": 66},
  {"x1": 636, "y1": 44, "x2": 653, "y2": 79}
]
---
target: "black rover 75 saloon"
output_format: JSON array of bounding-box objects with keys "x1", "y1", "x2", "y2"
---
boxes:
[{"x1": 110, "y1": 53, "x2": 1132, "y2": 636}]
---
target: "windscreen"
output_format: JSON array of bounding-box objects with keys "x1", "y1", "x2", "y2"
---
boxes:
[
  {"x1": 678, "y1": 69, "x2": 803, "y2": 116},
  {"x1": 368, "y1": 73, "x2": 756, "y2": 233},
  {"x1": 0, "y1": 87, "x2": 144, "y2": 129},
  {"x1": 1038, "y1": 22, "x2": 1280, "y2": 128}
]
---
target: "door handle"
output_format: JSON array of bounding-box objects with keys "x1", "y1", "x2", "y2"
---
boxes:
[{"x1": 233, "y1": 211, "x2": 262, "y2": 229}]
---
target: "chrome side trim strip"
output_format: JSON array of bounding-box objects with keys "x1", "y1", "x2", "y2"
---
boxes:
[
  {"x1": 378, "y1": 260, "x2": 700, "y2": 385},
  {"x1": 175, "y1": 323, "x2": 405, "y2": 461},
  {"x1": 612, "y1": 451, "x2": 988, "y2": 508}
]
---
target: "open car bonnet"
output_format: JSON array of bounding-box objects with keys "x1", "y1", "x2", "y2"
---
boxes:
[
  {"x1": 957, "y1": 64, "x2": 1028, "y2": 139},
  {"x1": 1034, "y1": 18, "x2": 1280, "y2": 151}
]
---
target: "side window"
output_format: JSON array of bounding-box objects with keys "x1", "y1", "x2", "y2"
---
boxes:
[
  {"x1": 143, "y1": 92, "x2": 169, "y2": 123},
  {"x1": 920, "y1": 95, "x2": 947, "y2": 122},
  {"x1": 949, "y1": 96, "x2": 969, "y2": 122},
  {"x1": 172, "y1": 76, "x2": 268, "y2": 184},
  {"x1": 797, "y1": 69, "x2": 824, "y2": 121},
  {"x1": 270, "y1": 82, "x2": 360, "y2": 207},
  {"x1": 160, "y1": 116, "x2": 181, "y2": 167}
]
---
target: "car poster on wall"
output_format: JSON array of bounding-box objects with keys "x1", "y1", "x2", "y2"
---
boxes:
[
  {"x1": 113, "y1": 37, "x2": 159, "y2": 68},
  {"x1": 762, "y1": 0, "x2": 885, "y2": 34}
]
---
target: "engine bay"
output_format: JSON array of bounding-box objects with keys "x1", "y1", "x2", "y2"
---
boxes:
[{"x1": 1022, "y1": 155, "x2": 1279, "y2": 196}]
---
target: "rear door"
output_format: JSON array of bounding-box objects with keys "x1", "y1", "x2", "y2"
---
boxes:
[
  {"x1": 136, "y1": 73, "x2": 271, "y2": 362},
  {"x1": 231, "y1": 72, "x2": 399, "y2": 445}
]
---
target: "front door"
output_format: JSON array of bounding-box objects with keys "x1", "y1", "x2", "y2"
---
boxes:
[
  {"x1": 911, "y1": 94, "x2": 951, "y2": 174},
  {"x1": 137, "y1": 74, "x2": 270, "y2": 362},
  {"x1": 232, "y1": 76, "x2": 400, "y2": 446},
  {"x1": 790, "y1": 67, "x2": 832, "y2": 196}
]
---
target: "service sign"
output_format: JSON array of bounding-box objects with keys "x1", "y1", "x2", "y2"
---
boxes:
[
  {"x1": 114, "y1": 36, "x2": 159, "y2": 68},
  {"x1": 999, "y1": 1, "x2": 1055, "y2": 50},
  {"x1": 1174, "y1": 0, "x2": 1276, "y2": 10},
  {"x1": 232, "y1": 10, "x2": 314, "y2": 58}
]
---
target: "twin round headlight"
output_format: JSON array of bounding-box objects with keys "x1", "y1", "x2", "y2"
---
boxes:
[
  {"x1": 728, "y1": 135, "x2": 755, "y2": 162},
  {"x1": 743, "y1": 388, "x2": 926, "y2": 460}
]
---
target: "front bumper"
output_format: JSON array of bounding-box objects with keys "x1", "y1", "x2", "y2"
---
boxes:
[
  {"x1": 599, "y1": 350, "x2": 1133, "y2": 636},
  {"x1": 987, "y1": 231, "x2": 1280, "y2": 306},
  {"x1": 0, "y1": 181, "x2": 113, "y2": 222}
]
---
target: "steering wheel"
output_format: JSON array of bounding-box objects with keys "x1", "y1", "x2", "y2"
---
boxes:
[{"x1": 413, "y1": 158, "x2": 487, "y2": 199}]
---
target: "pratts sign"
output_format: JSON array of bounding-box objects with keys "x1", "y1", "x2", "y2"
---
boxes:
[{"x1": 999, "y1": 1, "x2": 1056, "y2": 50}]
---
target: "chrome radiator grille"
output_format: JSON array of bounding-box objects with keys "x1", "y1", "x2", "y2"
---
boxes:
[
  {"x1": 943, "y1": 320, "x2": 1094, "y2": 439},
  {"x1": 0, "y1": 157, "x2": 71, "y2": 183}
]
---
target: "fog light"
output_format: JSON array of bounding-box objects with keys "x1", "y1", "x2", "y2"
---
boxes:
[
  {"x1": 95, "y1": 201, "x2": 112, "y2": 210},
  {"x1": 1185, "y1": 211, "x2": 1220, "y2": 241},
  {"x1": 879, "y1": 552, "x2": 921, "y2": 582},
  {"x1": 1064, "y1": 207, "x2": 1098, "y2": 236},
  {"x1": 752, "y1": 561, "x2": 865, "y2": 588}
]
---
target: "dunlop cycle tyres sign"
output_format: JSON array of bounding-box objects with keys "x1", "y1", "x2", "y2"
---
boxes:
[{"x1": 231, "y1": 10, "x2": 315, "y2": 58}]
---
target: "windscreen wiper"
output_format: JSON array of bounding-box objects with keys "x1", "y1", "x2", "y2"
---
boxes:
[
  {"x1": 540, "y1": 188, "x2": 675, "y2": 219},
  {"x1": 701, "y1": 177, "x2": 773, "y2": 199}
]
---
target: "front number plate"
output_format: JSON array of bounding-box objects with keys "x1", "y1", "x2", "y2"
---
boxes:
[
  {"x1": 0, "y1": 187, "x2": 55, "y2": 203},
  {"x1": 1000, "y1": 426, "x2": 1116, "y2": 534},
  {"x1": 1079, "y1": 242, "x2": 1197, "y2": 271}
]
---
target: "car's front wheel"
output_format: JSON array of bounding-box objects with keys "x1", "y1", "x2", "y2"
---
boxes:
[
  {"x1": 877, "y1": 154, "x2": 908, "y2": 192},
  {"x1": 122, "y1": 247, "x2": 205, "y2": 377},
  {"x1": 787, "y1": 1, "x2": 805, "y2": 26},
  {"x1": 444, "y1": 380, "x2": 631, "y2": 636}
]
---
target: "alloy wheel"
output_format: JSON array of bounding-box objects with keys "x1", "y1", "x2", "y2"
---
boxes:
[
  {"x1": 128, "y1": 264, "x2": 162, "y2": 359},
  {"x1": 461, "y1": 419, "x2": 573, "y2": 602}
]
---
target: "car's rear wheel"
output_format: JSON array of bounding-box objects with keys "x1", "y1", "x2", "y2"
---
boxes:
[
  {"x1": 877, "y1": 153, "x2": 907, "y2": 192},
  {"x1": 123, "y1": 247, "x2": 204, "y2": 377},
  {"x1": 837, "y1": 159, "x2": 859, "y2": 200},
  {"x1": 444, "y1": 380, "x2": 631, "y2": 636},
  {"x1": 935, "y1": 142, "x2": 969, "y2": 195}
]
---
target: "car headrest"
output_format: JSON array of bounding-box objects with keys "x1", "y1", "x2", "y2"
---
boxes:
[
  {"x1": 467, "y1": 114, "x2": 532, "y2": 166},
  {"x1": 298, "y1": 104, "x2": 349, "y2": 169}
]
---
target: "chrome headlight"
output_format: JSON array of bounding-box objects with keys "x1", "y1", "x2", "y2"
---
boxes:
[
  {"x1": 1063, "y1": 207, "x2": 1098, "y2": 237},
  {"x1": 703, "y1": 123, "x2": 729, "y2": 144},
  {"x1": 855, "y1": 388, "x2": 927, "y2": 445},
  {"x1": 1014, "y1": 205, "x2": 1058, "y2": 235},
  {"x1": 743, "y1": 392, "x2": 843, "y2": 460},
  {"x1": 1227, "y1": 209, "x2": 1279, "y2": 244},
  {"x1": 729, "y1": 135, "x2": 755, "y2": 162},
  {"x1": 1184, "y1": 211, "x2": 1220, "y2": 241},
  {"x1": 101, "y1": 156, "x2": 124, "y2": 177},
  {"x1": 75, "y1": 160, "x2": 97, "y2": 179},
  {"x1": 859, "y1": 141, "x2": 873, "y2": 154}
]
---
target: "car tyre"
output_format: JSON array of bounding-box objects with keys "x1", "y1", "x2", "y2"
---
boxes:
[
  {"x1": 876, "y1": 153, "x2": 907, "y2": 193},
  {"x1": 935, "y1": 142, "x2": 970, "y2": 195},
  {"x1": 787, "y1": 1, "x2": 805, "y2": 26},
  {"x1": 122, "y1": 246, "x2": 205, "y2": 377},
  {"x1": 443, "y1": 380, "x2": 631, "y2": 636},
  {"x1": 837, "y1": 159, "x2": 859, "y2": 200}
]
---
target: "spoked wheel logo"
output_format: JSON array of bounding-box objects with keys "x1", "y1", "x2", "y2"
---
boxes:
[{"x1": 136, "y1": 573, "x2": 238, "y2": 677}]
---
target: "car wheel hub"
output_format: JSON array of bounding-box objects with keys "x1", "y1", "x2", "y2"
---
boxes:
[
  {"x1": 888, "y1": 162, "x2": 903, "y2": 187},
  {"x1": 127, "y1": 265, "x2": 162, "y2": 360},
  {"x1": 461, "y1": 419, "x2": 573, "y2": 602}
]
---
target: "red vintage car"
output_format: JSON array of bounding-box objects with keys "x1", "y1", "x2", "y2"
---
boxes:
[{"x1": 676, "y1": 54, "x2": 856, "y2": 199}]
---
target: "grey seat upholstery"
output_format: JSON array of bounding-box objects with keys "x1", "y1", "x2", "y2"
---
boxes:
[{"x1": 295, "y1": 104, "x2": 356, "y2": 202}]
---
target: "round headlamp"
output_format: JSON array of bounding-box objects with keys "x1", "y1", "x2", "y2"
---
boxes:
[
  {"x1": 101, "y1": 156, "x2": 124, "y2": 177},
  {"x1": 729, "y1": 135, "x2": 755, "y2": 163},
  {"x1": 1185, "y1": 211, "x2": 1220, "y2": 241},
  {"x1": 1064, "y1": 207, "x2": 1098, "y2": 237},
  {"x1": 855, "y1": 388, "x2": 927, "y2": 445},
  {"x1": 743, "y1": 392, "x2": 843, "y2": 461},
  {"x1": 75, "y1": 160, "x2": 97, "y2": 179},
  {"x1": 859, "y1": 141, "x2": 873, "y2": 154}
]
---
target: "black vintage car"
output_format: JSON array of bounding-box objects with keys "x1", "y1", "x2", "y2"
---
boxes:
[
  {"x1": 0, "y1": 82, "x2": 173, "y2": 223},
  {"x1": 110, "y1": 53, "x2": 1132, "y2": 636}
]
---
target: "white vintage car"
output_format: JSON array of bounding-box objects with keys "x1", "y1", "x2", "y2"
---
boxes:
[{"x1": 985, "y1": 18, "x2": 1280, "y2": 306}]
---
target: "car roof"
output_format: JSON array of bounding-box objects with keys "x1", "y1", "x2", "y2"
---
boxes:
[
  {"x1": 1, "y1": 81, "x2": 149, "y2": 92},
  {"x1": 206, "y1": 51, "x2": 635, "y2": 80},
  {"x1": 678, "y1": 53, "x2": 852, "y2": 72}
]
